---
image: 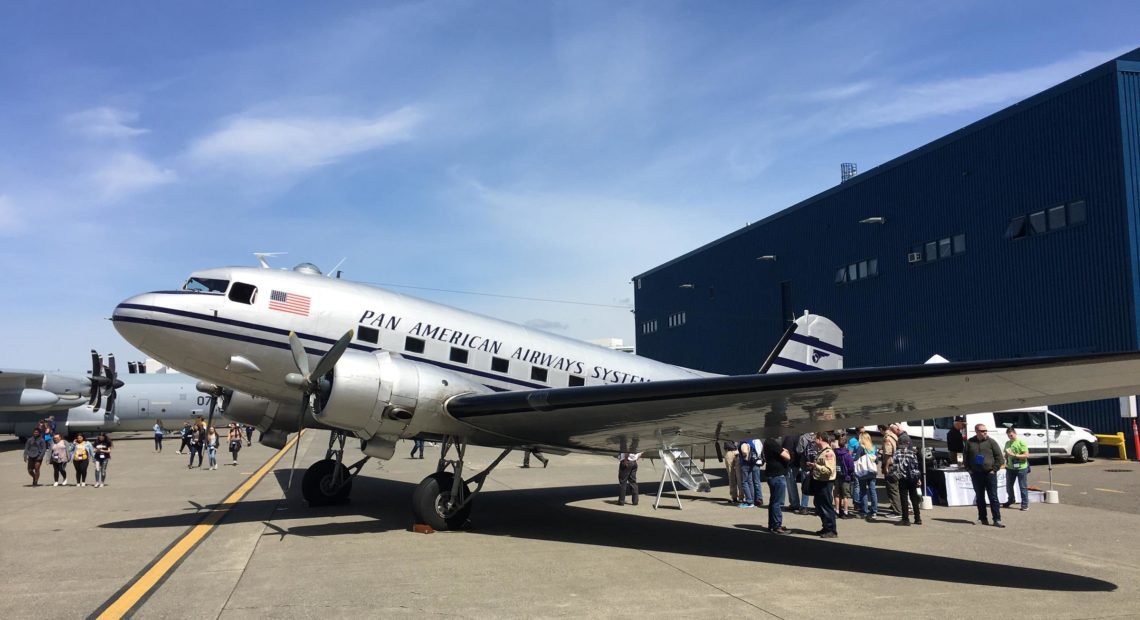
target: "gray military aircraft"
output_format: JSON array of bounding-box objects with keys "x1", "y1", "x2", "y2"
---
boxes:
[
  {"x1": 112, "y1": 260, "x2": 1140, "y2": 530},
  {"x1": 0, "y1": 351, "x2": 220, "y2": 438}
]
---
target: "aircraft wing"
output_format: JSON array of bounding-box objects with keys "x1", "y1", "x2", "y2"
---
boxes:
[
  {"x1": 446, "y1": 352, "x2": 1140, "y2": 452},
  {"x1": 0, "y1": 369, "x2": 88, "y2": 413}
]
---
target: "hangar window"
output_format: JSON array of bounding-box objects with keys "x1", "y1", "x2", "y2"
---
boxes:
[
  {"x1": 357, "y1": 326, "x2": 379, "y2": 344},
  {"x1": 1048, "y1": 206, "x2": 1066, "y2": 230},
  {"x1": 837, "y1": 258, "x2": 879, "y2": 284},
  {"x1": 835, "y1": 268, "x2": 847, "y2": 283},
  {"x1": 938, "y1": 238, "x2": 952, "y2": 259},
  {"x1": 491, "y1": 357, "x2": 509, "y2": 373},
  {"x1": 1005, "y1": 216, "x2": 1028, "y2": 239},
  {"x1": 568, "y1": 375, "x2": 585, "y2": 387},
  {"x1": 449, "y1": 347, "x2": 468, "y2": 364},
  {"x1": 228, "y1": 282, "x2": 257, "y2": 304},
  {"x1": 953, "y1": 234, "x2": 966, "y2": 254},
  {"x1": 530, "y1": 367, "x2": 548, "y2": 382},
  {"x1": 642, "y1": 320, "x2": 658, "y2": 334},
  {"x1": 668, "y1": 312, "x2": 686, "y2": 327},
  {"x1": 1068, "y1": 200, "x2": 1086, "y2": 225},
  {"x1": 404, "y1": 337, "x2": 425, "y2": 354},
  {"x1": 924, "y1": 241, "x2": 937, "y2": 262},
  {"x1": 1029, "y1": 211, "x2": 1047, "y2": 235}
]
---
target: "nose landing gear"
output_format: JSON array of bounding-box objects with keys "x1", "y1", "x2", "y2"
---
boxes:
[{"x1": 412, "y1": 436, "x2": 511, "y2": 530}]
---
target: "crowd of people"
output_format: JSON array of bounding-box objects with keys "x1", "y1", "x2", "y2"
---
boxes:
[
  {"x1": 21, "y1": 415, "x2": 259, "y2": 487},
  {"x1": 708, "y1": 420, "x2": 1028, "y2": 537},
  {"x1": 21, "y1": 417, "x2": 113, "y2": 487}
]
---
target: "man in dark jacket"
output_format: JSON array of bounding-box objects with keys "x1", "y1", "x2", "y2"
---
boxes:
[
  {"x1": 964, "y1": 424, "x2": 1006, "y2": 527},
  {"x1": 23, "y1": 428, "x2": 47, "y2": 486},
  {"x1": 947, "y1": 416, "x2": 967, "y2": 464}
]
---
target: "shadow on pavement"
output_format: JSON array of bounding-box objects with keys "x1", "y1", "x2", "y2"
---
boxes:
[{"x1": 98, "y1": 468, "x2": 1116, "y2": 593}]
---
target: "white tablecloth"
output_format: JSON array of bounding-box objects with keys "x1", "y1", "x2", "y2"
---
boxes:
[{"x1": 938, "y1": 468, "x2": 1043, "y2": 506}]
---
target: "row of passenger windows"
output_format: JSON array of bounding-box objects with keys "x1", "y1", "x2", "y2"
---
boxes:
[
  {"x1": 1005, "y1": 200, "x2": 1085, "y2": 239},
  {"x1": 835, "y1": 258, "x2": 879, "y2": 284},
  {"x1": 909, "y1": 233, "x2": 966, "y2": 265},
  {"x1": 355, "y1": 329, "x2": 586, "y2": 387}
]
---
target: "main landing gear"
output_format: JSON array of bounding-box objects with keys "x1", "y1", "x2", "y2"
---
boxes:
[
  {"x1": 301, "y1": 431, "x2": 370, "y2": 507},
  {"x1": 412, "y1": 436, "x2": 511, "y2": 531}
]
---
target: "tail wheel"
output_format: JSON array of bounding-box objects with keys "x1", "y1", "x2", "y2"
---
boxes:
[
  {"x1": 1071, "y1": 441, "x2": 1091, "y2": 463},
  {"x1": 302, "y1": 458, "x2": 352, "y2": 506},
  {"x1": 412, "y1": 472, "x2": 472, "y2": 530}
]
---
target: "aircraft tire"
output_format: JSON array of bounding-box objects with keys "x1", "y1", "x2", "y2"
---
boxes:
[
  {"x1": 302, "y1": 458, "x2": 352, "y2": 506},
  {"x1": 1071, "y1": 441, "x2": 1091, "y2": 463},
  {"x1": 412, "y1": 472, "x2": 471, "y2": 531}
]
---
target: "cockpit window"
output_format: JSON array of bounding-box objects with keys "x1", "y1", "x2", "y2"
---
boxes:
[{"x1": 182, "y1": 277, "x2": 229, "y2": 293}]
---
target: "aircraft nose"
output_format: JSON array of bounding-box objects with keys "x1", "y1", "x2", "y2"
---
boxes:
[{"x1": 112, "y1": 293, "x2": 160, "y2": 348}]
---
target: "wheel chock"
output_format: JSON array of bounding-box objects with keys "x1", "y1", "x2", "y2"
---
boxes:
[{"x1": 411, "y1": 523, "x2": 435, "y2": 534}]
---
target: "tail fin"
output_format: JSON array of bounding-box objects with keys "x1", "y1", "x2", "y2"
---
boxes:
[{"x1": 761, "y1": 312, "x2": 843, "y2": 374}]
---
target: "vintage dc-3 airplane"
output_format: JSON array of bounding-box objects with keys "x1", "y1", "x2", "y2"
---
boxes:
[
  {"x1": 111, "y1": 260, "x2": 1140, "y2": 529},
  {"x1": 0, "y1": 352, "x2": 215, "y2": 438}
]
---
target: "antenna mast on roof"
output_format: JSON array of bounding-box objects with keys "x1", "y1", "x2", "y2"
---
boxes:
[
  {"x1": 254, "y1": 252, "x2": 287, "y2": 269},
  {"x1": 841, "y1": 163, "x2": 857, "y2": 183}
]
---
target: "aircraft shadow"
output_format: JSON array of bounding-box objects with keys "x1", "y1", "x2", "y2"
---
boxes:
[{"x1": 97, "y1": 469, "x2": 1114, "y2": 592}]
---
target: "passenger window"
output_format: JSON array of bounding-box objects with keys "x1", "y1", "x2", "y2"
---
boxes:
[
  {"x1": 357, "y1": 326, "x2": 379, "y2": 344},
  {"x1": 228, "y1": 282, "x2": 257, "y2": 304},
  {"x1": 568, "y1": 375, "x2": 585, "y2": 387},
  {"x1": 491, "y1": 357, "x2": 509, "y2": 373},
  {"x1": 450, "y1": 347, "x2": 469, "y2": 364},
  {"x1": 530, "y1": 367, "x2": 548, "y2": 382},
  {"x1": 405, "y1": 337, "x2": 425, "y2": 354},
  {"x1": 933, "y1": 417, "x2": 952, "y2": 430},
  {"x1": 993, "y1": 412, "x2": 1021, "y2": 429},
  {"x1": 1023, "y1": 411, "x2": 1046, "y2": 430}
]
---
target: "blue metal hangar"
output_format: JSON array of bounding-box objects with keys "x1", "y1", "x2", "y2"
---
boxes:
[{"x1": 632, "y1": 47, "x2": 1140, "y2": 442}]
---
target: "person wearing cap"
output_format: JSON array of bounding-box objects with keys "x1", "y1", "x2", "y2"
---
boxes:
[{"x1": 948, "y1": 416, "x2": 967, "y2": 465}]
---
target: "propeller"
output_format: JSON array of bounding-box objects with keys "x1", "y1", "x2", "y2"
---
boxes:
[
  {"x1": 87, "y1": 350, "x2": 125, "y2": 413},
  {"x1": 195, "y1": 382, "x2": 233, "y2": 433},
  {"x1": 283, "y1": 329, "x2": 354, "y2": 491}
]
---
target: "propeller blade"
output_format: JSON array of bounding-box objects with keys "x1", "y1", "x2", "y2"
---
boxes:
[
  {"x1": 285, "y1": 395, "x2": 309, "y2": 492},
  {"x1": 205, "y1": 394, "x2": 218, "y2": 431},
  {"x1": 92, "y1": 388, "x2": 102, "y2": 413},
  {"x1": 107, "y1": 353, "x2": 116, "y2": 375},
  {"x1": 311, "y1": 330, "x2": 354, "y2": 382},
  {"x1": 287, "y1": 332, "x2": 311, "y2": 378},
  {"x1": 106, "y1": 389, "x2": 116, "y2": 415}
]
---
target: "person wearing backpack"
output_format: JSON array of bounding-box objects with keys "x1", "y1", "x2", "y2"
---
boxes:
[
  {"x1": 737, "y1": 439, "x2": 764, "y2": 508},
  {"x1": 808, "y1": 433, "x2": 838, "y2": 538},
  {"x1": 892, "y1": 441, "x2": 924, "y2": 525},
  {"x1": 833, "y1": 437, "x2": 855, "y2": 519},
  {"x1": 853, "y1": 432, "x2": 879, "y2": 521}
]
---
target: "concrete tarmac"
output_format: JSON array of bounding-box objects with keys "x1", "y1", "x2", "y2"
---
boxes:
[{"x1": 1, "y1": 432, "x2": 1138, "y2": 619}]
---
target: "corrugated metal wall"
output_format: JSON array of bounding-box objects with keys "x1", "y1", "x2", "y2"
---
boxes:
[{"x1": 634, "y1": 58, "x2": 1140, "y2": 447}]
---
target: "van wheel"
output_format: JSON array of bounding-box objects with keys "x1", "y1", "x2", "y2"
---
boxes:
[{"x1": 1071, "y1": 441, "x2": 1091, "y2": 463}]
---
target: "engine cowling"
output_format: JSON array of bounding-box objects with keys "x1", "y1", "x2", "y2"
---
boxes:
[{"x1": 315, "y1": 350, "x2": 488, "y2": 458}]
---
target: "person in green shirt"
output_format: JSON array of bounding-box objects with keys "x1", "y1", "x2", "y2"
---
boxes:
[{"x1": 1003, "y1": 427, "x2": 1030, "y2": 511}]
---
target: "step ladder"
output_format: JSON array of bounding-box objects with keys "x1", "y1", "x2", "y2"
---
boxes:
[{"x1": 654, "y1": 449, "x2": 711, "y2": 510}]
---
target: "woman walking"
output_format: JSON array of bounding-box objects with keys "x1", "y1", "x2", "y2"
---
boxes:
[
  {"x1": 153, "y1": 423, "x2": 164, "y2": 453},
  {"x1": 93, "y1": 433, "x2": 113, "y2": 487},
  {"x1": 227, "y1": 424, "x2": 243, "y2": 466},
  {"x1": 206, "y1": 426, "x2": 219, "y2": 470},
  {"x1": 71, "y1": 433, "x2": 94, "y2": 487},
  {"x1": 49, "y1": 433, "x2": 70, "y2": 486},
  {"x1": 23, "y1": 428, "x2": 47, "y2": 486}
]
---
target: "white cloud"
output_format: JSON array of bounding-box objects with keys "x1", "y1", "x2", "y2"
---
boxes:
[
  {"x1": 65, "y1": 107, "x2": 149, "y2": 139},
  {"x1": 91, "y1": 152, "x2": 177, "y2": 200},
  {"x1": 525, "y1": 319, "x2": 569, "y2": 331},
  {"x1": 0, "y1": 195, "x2": 25, "y2": 236},
  {"x1": 185, "y1": 106, "x2": 422, "y2": 175}
]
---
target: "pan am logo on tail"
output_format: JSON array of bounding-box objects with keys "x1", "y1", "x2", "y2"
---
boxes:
[{"x1": 766, "y1": 313, "x2": 844, "y2": 374}]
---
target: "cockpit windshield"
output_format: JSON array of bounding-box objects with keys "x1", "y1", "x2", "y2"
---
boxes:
[{"x1": 182, "y1": 277, "x2": 230, "y2": 293}]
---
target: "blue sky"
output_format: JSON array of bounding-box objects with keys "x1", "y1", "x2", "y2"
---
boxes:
[{"x1": 2, "y1": 1, "x2": 1138, "y2": 370}]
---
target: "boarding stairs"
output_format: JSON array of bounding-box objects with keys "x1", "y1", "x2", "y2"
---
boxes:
[{"x1": 654, "y1": 449, "x2": 711, "y2": 509}]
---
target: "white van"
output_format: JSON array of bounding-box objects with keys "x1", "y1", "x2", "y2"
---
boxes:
[{"x1": 905, "y1": 407, "x2": 1099, "y2": 463}]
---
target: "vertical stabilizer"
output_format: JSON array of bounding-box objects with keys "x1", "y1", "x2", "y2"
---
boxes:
[{"x1": 762, "y1": 312, "x2": 844, "y2": 373}]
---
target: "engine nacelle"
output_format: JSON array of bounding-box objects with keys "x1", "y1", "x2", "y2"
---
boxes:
[
  {"x1": 63, "y1": 405, "x2": 119, "y2": 431},
  {"x1": 315, "y1": 350, "x2": 486, "y2": 457}
]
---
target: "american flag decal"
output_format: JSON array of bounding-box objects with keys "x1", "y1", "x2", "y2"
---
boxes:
[{"x1": 269, "y1": 290, "x2": 311, "y2": 316}]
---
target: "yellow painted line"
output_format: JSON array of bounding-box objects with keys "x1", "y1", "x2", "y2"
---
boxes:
[
  {"x1": 1095, "y1": 487, "x2": 1125, "y2": 494},
  {"x1": 95, "y1": 431, "x2": 304, "y2": 620}
]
